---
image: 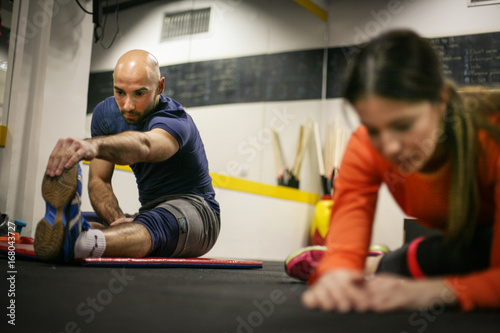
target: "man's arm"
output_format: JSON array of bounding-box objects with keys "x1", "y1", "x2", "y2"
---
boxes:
[
  {"x1": 91, "y1": 128, "x2": 180, "y2": 165},
  {"x1": 88, "y1": 158, "x2": 126, "y2": 225},
  {"x1": 45, "y1": 128, "x2": 180, "y2": 177}
]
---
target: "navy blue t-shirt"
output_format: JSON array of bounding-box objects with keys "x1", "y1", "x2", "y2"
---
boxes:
[{"x1": 90, "y1": 95, "x2": 219, "y2": 215}]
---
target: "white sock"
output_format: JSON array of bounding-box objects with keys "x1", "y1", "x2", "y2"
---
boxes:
[{"x1": 74, "y1": 229, "x2": 106, "y2": 259}]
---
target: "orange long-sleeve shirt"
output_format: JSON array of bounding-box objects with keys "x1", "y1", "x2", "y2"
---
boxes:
[{"x1": 314, "y1": 125, "x2": 500, "y2": 311}]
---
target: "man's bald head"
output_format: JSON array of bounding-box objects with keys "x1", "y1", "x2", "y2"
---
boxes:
[
  {"x1": 114, "y1": 49, "x2": 161, "y2": 86},
  {"x1": 112, "y1": 50, "x2": 165, "y2": 125}
]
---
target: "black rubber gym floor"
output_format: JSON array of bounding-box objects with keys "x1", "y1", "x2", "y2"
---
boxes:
[{"x1": 2, "y1": 258, "x2": 500, "y2": 333}]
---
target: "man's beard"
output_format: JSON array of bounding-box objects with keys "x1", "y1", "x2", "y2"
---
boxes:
[{"x1": 121, "y1": 94, "x2": 158, "y2": 125}]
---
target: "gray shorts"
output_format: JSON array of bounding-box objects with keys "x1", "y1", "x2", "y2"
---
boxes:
[{"x1": 139, "y1": 194, "x2": 220, "y2": 258}]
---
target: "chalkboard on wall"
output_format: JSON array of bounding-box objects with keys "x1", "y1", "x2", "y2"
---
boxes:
[
  {"x1": 265, "y1": 50, "x2": 324, "y2": 101},
  {"x1": 87, "y1": 71, "x2": 114, "y2": 114},
  {"x1": 326, "y1": 46, "x2": 352, "y2": 99},
  {"x1": 326, "y1": 31, "x2": 500, "y2": 99},
  {"x1": 162, "y1": 55, "x2": 268, "y2": 107},
  {"x1": 87, "y1": 49, "x2": 323, "y2": 113},
  {"x1": 87, "y1": 31, "x2": 500, "y2": 112},
  {"x1": 430, "y1": 32, "x2": 500, "y2": 86},
  {"x1": 162, "y1": 49, "x2": 323, "y2": 107}
]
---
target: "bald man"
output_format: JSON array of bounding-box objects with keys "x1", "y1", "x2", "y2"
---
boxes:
[{"x1": 34, "y1": 50, "x2": 220, "y2": 263}]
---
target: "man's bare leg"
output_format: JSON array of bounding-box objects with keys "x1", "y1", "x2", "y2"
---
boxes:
[
  {"x1": 102, "y1": 222, "x2": 152, "y2": 257},
  {"x1": 89, "y1": 222, "x2": 107, "y2": 230}
]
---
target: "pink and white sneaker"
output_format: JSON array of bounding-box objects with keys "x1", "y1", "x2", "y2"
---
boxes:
[
  {"x1": 285, "y1": 244, "x2": 389, "y2": 281},
  {"x1": 285, "y1": 246, "x2": 326, "y2": 281}
]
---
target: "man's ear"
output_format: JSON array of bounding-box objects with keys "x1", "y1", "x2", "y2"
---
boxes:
[{"x1": 157, "y1": 77, "x2": 165, "y2": 95}]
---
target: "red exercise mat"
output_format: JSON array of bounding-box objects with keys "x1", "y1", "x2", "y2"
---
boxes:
[
  {"x1": 0, "y1": 240, "x2": 263, "y2": 268},
  {"x1": 0, "y1": 239, "x2": 38, "y2": 260},
  {"x1": 81, "y1": 257, "x2": 263, "y2": 268}
]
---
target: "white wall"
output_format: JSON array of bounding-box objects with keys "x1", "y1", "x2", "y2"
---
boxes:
[
  {"x1": 205, "y1": 187, "x2": 314, "y2": 260},
  {"x1": 90, "y1": 0, "x2": 327, "y2": 70},
  {"x1": 0, "y1": 0, "x2": 93, "y2": 237},
  {"x1": 189, "y1": 101, "x2": 323, "y2": 191},
  {"x1": 327, "y1": 0, "x2": 500, "y2": 47}
]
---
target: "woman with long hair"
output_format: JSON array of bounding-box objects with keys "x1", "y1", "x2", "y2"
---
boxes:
[{"x1": 292, "y1": 30, "x2": 500, "y2": 312}]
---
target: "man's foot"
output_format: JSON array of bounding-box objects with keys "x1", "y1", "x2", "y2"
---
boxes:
[
  {"x1": 34, "y1": 164, "x2": 89, "y2": 263},
  {"x1": 285, "y1": 245, "x2": 326, "y2": 281}
]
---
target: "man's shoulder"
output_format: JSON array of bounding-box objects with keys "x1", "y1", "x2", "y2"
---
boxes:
[
  {"x1": 149, "y1": 96, "x2": 190, "y2": 124},
  {"x1": 159, "y1": 95, "x2": 184, "y2": 112},
  {"x1": 91, "y1": 96, "x2": 133, "y2": 137},
  {"x1": 94, "y1": 96, "x2": 118, "y2": 115}
]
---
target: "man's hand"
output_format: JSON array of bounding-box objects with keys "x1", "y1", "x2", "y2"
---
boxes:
[
  {"x1": 110, "y1": 217, "x2": 135, "y2": 226},
  {"x1": 46, "y1": 138, "x2": 98, "y2": 177}
]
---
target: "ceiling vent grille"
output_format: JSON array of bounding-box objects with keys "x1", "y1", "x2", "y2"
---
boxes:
[
  {"x1": 161, "y1": 8, "x2": 211, "y2": 40},
  {"x1": 468, "y1": 0, "x2": 500, "y2": 6}
]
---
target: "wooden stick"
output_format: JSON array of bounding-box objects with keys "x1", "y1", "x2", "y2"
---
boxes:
[
  {"x1": 324, "y1": 124, "x2": 331, "y2": 175},
  {"x1": 313, "y1": 122, "x2": 325, "y2": 177},
  {"x1": 292, "y1": 125, "x2": 304, "y2": 175},
  {"x1": 293, "y1": 121, "x2": 313, "y2": 178},
  {"x1": 271, "y1": 128, "x2": 285, "y2": 177},
  {"x1": 329, "y1": 122, "x2": 337, "y2": 174},
  {"x1": 296, "y1": 122, "x2": 313, "y2": 176},
  {"x1": 335, "y1": 128, "x2": 345, "y2": 168}
]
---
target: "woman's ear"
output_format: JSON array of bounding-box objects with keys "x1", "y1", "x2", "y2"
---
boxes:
[{"x1": 438, "y1": 85, "x2": 450, "y2": 116}]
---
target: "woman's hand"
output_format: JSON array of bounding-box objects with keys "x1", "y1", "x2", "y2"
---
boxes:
[
  {"x1": 302, "y1": 269, "x2": 370, "y2": 313},
  {"x1": 364, "y1": 274, "x2": 458, "y2": 312},
  {"x1": 302, "y1": 270, "x2": 458, "y2": 313}
]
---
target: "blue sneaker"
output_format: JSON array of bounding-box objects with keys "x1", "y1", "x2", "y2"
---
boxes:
[{"x1": 34, "y1": 164, "x2": 90, "y2": 263}]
